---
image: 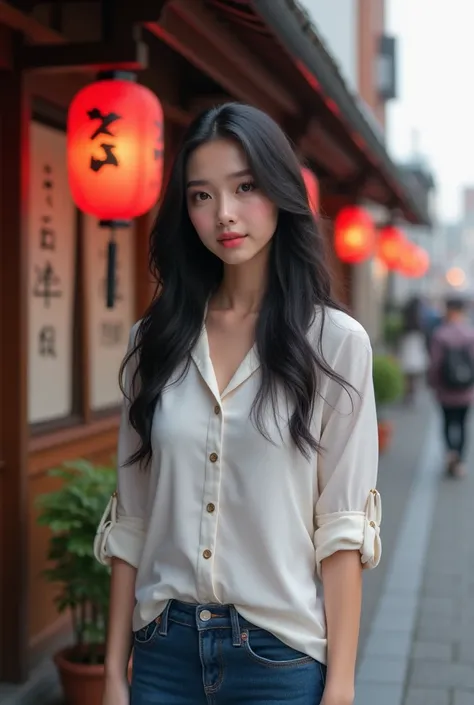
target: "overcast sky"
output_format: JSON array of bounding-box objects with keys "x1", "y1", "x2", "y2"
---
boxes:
[{"x1": 386, "y1": 0, "x2": 472, "y2": 223}]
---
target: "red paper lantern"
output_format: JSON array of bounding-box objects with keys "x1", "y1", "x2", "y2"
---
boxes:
[
  {"x1": 301, "y1": 167, "x2": 319, "y2": 215},
  {"x1": 400, "y1": 242, "x2": 430, "y2": 278},
  {"x1": 67, "y1": 78, "x2": 164, "y2": 221},
  {"x1": 334, "y1": 206, "x2": 375, "y2": 264},
  {"x1": 377, "y1": 226, "x2": 406, "y2": 270}
]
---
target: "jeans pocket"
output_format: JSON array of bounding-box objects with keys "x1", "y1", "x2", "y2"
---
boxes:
[
  {"x1": 242, "y1": 628, "x2": 314, "y2": 668},
  {"x1": 133, "y1": 617, "x2": 161, "y2": 646}
]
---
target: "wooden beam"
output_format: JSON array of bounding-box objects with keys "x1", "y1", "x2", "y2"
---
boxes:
[
  {"x1": 0, "y1": 21, "x2": 13, "y2": 69},
  {"x1": 0, "y1": 2, "x2": 64, "y2": 43},
  {"x1": 0, "y1": 66, "x2": 30, "y2": 684},
  {"x1": 20, "y1": 37, "x2": 149, "y2": 73},
  {"x1": 146, "y1": 0, "x2": 298, "y2": 118}
]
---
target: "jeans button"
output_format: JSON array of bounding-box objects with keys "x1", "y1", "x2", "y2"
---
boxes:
[{"x1": 200, "y1": 609, "x2": 212, "y2": 621}]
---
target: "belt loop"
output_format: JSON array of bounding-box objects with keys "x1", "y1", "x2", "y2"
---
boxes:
[
  {"x1": 158, "y1": 600, "x2": 172, "y2": 636},
  {"x1": 230, "y1": 605, "x2": 242, "y2": 647}
]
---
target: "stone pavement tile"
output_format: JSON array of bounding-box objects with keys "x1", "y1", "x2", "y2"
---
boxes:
[
  {"x1": 423, "y1": 573, "x2": 467, "y2": 598},
  {"x1": 418, "y1": 596, "x2": 455, "y2": 616},
  {"x1": 409, "y1": 660, "x2": 474, "y2": 689},
  {"x1": 364, "y1": 630, "x2": 412, "y2": 658},
  {"x1": 404, "y1": 688, "x2": 450, "y2": 705},
  {"x1": 379, "y1": 594, "x2": 419, "y2": 613},
  {"x1": 453, "y1": 692, "x2": 474, "y2": 705},
  {"x1": 411, "y1": 641, "x2": 453, "y2": 661},
  {"x1": 354, "y1": 683, "x2": 404, "y2": 705},
  {"x1": 373, "y1": 609, "x2": 417, "y2": 634},
  {"x1": 415, "y1": 614, "x2": 459, "y2": 642},
  {"x1": 459, "y1": 640, "x2": 474, "y2": 664},
  {"x1": 357, "y1": 655, "x2": 408, "y2": 684}
]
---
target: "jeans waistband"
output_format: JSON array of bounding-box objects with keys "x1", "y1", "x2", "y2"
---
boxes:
[{"x1": 158, "y1": 600, "x2": 258, "y2": 647}]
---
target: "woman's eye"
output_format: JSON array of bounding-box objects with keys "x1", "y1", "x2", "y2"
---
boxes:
[
  {"x1": 194, "y1": 192, "x2": 210, "y2": 202},
  {"x1": 238, "y1": 182, "x2": 256, "y2": 193}
]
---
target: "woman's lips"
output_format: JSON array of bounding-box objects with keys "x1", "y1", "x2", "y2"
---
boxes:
[{"x1": 217, "y1": 233, "x2": 247, "y2": 248}]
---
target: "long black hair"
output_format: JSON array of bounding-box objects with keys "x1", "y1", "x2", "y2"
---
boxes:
[{"x1": 121, "y1": 102, "x2": 350, "y2": 466}]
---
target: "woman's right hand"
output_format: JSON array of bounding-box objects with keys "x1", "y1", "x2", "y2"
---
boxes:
[{"x1": 102, "y1": 674, "x2": 130, "y2": 705}]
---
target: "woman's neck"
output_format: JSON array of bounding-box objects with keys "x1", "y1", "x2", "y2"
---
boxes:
[{"x1": 212, "y1": 252, "x2": 268, "y2": 315}]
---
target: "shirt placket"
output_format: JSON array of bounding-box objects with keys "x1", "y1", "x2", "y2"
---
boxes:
[{"x1": 196, "y1": 401, "x2": 224, "y2": 602}]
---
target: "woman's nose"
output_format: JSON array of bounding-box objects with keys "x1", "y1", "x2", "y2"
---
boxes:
[{"x1": 217, "y1": 194, "x2": 237, "y2": 225}]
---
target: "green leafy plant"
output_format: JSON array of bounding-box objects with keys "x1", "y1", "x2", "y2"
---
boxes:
[
  {"x1": 36, "y1": 459, "x2": 116, "y2": 665},
  {"x1": 373, "y1": 354, "x2": 404, "y2": 412},
  {"x1": 383, "y1": 310, "x2": 403, "y2": 349}
]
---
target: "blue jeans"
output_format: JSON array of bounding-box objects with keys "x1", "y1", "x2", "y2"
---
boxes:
[{"x1": 131, "y1": 600, "x2": 326, "y2": 704}]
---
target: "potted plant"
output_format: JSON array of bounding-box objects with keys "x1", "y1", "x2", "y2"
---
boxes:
[
  {"x1": 382, "y1": 309, "x2": 403, "y2": 352},
  {"x1": 372, "y1": 354, "x2": 404, "y2": 453},
  {"x1": 36, "y1": 459, "x2": 116, "y2": 705}
]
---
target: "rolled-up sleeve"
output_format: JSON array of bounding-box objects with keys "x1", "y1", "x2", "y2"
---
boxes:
[
  {"x1": 314, "y1": 328, "x2": 381, "y2": 578},
  {"x1": 94, "y1": 323, "x2": 148, "y2": 569}
]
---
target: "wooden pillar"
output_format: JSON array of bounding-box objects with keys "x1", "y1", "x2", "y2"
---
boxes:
[
  {"x1": 320, "y1": 194, "x2": 355, "y2": 310},
  {"x1": 0, "y1": 66, "x2": 30, "y2": 683}
]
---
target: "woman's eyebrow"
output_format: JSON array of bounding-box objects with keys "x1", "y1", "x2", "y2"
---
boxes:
[{"x1": 186, "y1": 168, "x2": 252, "y2": 188}]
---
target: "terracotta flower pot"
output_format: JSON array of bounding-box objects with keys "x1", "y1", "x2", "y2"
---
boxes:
[
  {"x1": 378, "y1": 420, "x2": 393, "y2": 454},
  {"x1": 54, "y1": 646, "x2": 133, "y2": 705},
  {"x1": 54, "y1": 647, "x2": 106, "y2": 705}
]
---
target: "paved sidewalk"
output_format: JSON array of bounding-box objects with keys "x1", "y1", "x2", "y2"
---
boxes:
[{"x1": 356, "y1": 393, "x2": 474, "y2": 705}]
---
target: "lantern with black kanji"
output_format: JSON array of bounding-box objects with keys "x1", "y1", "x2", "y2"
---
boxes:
[
  {"x1": 301, "y1": 167, "x2": 319, "y2": 215},
  {"x1": 376, "y1": 225, "x2": 406, "y2": 271},
  {"x1": 334, "y1": 206, "x2": 375, "y2": 264},
  {"x1": 67, "y1": 74, "x2": 164, "y2": 307}
]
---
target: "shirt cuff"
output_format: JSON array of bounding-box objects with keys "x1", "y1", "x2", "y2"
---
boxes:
[
  {"x1": 93, "y1": 492, "x2": 146, "y2": 569},
  {"x1": 314, "y1": 490, "x2": 382, "y2": 579}
]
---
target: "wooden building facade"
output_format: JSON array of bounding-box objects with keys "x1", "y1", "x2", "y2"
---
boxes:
[{"x1": 0, "y1": 0, "x2": 429, "y2": 686}]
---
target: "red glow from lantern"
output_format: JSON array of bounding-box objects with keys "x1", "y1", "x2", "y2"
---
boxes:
[
  {"x1": 67, "y1": 79, "x2": 164, "y2": 221},
  {"x1": 301, "y1": 167, "x2": 319, "y2": 215},
  {"x1": 334, "y1": 206, "x2": 376, "y2": 264},
  {"x1": 377, "y1": 226, "x2": 406, "y2": 270},
  {"x1": 399, "y1": 242, "x2": 430, "y2": 278}
]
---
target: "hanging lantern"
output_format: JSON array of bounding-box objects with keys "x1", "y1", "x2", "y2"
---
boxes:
[
  {"x1": 67, "y1": 74, "x2": 164, "y2": 306},
  {"x1": 301, "y1": 167, "x2": 319, "y2": 215},
  {"x1": 376, "y1": 225, "x2": 406, "y2": 270},
  {"x1": 400, "y1": 242, "x2": 430, "y2": 278},
  {"x1": 334, "y1": 206, "x2": 376, "y2": 264}
]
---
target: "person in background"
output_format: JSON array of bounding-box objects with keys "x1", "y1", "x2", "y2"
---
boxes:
[
  {"x1": 428, "y1": 296, "x2": 474, "y2": 478},
  {"x1": 399, "y1": 296, "x2": 429, "y2": 404},
  {"x1": 419, "y1": 296, "x2": 443, "y2": 350}
]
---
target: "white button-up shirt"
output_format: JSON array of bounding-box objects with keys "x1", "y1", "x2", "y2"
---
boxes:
[{"x1": 95, "y1": 307, "x2": 381, "y2": 665}]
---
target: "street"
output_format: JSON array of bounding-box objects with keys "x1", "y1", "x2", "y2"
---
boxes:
[{"x1": 356, "y1": 388, "x2": 474, "y2": 705}]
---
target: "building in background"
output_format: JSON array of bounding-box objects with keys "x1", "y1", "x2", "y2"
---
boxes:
[
  {"x1": 298, "y1": 0, "x2": 435, "y2": 342},
  {"x1": 417, "y1": 186, "x2": 474, "y2": 303}
]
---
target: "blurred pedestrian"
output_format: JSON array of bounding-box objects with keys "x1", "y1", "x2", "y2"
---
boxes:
[
  {"x1": 428, "y1": 296, "x2": 474, "y2": 477},
  {"x1": 399, "y1": 296, "x2": 429, "y2": 404},
  {"x1": 94, "y1": 103, "x2": 381, "y2": 705}
]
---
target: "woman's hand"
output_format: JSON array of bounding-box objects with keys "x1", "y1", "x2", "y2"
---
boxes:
[
  {"x1": 321, "y1": 682, "x2": 354, "y2": 705},
  {"x1": 102, "y1": 673, "x2": 129, "y2": 705}
]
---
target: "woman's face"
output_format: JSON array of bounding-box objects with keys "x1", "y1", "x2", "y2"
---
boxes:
[{"x1": 186, "y1": 138, "x2": 278, "y2": 266}]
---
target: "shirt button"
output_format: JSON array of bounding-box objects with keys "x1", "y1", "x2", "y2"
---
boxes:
[
  {"x1": 203, "y1": 549, "x2": 212, "y2": 559},
  {"x1": 214, "y1": 405, "x2": 220, "y2": 415},
  {"x1": 209, "y1": 452, "x2": 218, "y2": 463},
  {"x1": 200, "y1": 609, "x2": 212, "y2": 621},
  {"x1": 207, "y1": 503, "x2": 216, "y2": 513}
]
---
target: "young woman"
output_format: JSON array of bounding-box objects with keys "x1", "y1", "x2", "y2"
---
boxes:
[{"x1": 95, "y1": 102, "x2": 382, "y2": 705}]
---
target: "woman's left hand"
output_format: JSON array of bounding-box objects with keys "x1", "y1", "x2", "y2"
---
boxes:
[{"x1": 321, "y1": 683, "x2": 354, "y2": 705}]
